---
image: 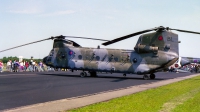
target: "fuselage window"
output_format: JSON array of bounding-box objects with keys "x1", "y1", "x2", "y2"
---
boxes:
[
  {"x1": 78, "y1": 55, "x2": 82, "y2": 60},
  {"x1": 61, "y1": 54, "x2": 65, "y2": 58},
  {"x1": 47, "y1": 57, "x2": 52, "y2": 62},
  {"x1": 96, "y1": 56, "x2": 100, "y2": 61},
  {"x1": 114, "y1": 57, "x2": 118, "y2": 62},
  {"x1": 133, "y1": 58, "x2": 137, "y2": 63}
]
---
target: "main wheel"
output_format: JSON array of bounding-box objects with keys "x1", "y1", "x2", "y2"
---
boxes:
[
  {"x1": 150, "y1": 73, "x2": 156, "y2": 79},
  {"x1": 80, "y1": 72, "x2": 87, "y2": 77},
  {"x1": 123, "y1": 74, "x2": 126, "y2": 77},
  {"x1": 143, "y1": 74, "x2": 149, "y2": 80},
  {"x1": 89, "y1": 71, "x2": 97, "y2": 77}
]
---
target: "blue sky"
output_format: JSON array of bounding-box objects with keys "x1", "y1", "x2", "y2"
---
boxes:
[{"x1": 0, "y1": 0, "x2": 200, "y2": 59}]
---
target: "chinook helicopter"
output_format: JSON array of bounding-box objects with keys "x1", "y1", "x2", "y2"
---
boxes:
[{"x1": 1, "y1": 26, "x2": 200, "y2": 79}]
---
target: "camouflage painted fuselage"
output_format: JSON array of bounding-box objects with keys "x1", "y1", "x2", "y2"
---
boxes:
[{"x1": 45, "y1": 30, "x2": 179, "y2": 75}]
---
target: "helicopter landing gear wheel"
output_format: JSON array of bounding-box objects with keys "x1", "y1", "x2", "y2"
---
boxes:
[
  {"x1": 123, "y1": 73, "x2": 126, "y2": 77},
  {"x1": 89, "y1": 71, "x2": 97, "y2": 77},
  {"x1": 80, "y1": 72, "x2": 87, "y2": 77},
  {"x1": 143, "y1": 74, "x2": 149, "y2": 80},
  {"x1": 150, "y1": 73, "x2": 156, "y2": 79}
]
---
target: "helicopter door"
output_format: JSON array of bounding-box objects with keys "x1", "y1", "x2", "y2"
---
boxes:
[
  {"x1": 55, "y1": 48, "x2": 67, "y2": 68},
  {"x1": 85, "y1": 48, "x2": 98, "y2": 70},
  {"x1": 121, "y1": 52, "x2": 129, "y2": 64}
]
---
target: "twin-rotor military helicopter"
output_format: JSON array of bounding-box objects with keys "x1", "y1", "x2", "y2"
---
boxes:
[{"x1": 1, "y1": 26, "x2": 200, "y2": 79}]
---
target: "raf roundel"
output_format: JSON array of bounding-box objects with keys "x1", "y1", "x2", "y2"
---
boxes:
[
  {"x1": 158, "y1": 36, "x2": 163, "y2": 41},
  {"x1": 69, "y1": 51, "x2": 73, "y2": 55}
]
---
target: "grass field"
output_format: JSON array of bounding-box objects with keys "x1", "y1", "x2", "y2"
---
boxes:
[{"x1": 68, "y1": 75, "x2": 200, "y2": 112}]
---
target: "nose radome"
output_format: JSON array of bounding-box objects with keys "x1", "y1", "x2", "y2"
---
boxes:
[{"x1": 43, "y1": 56, "x2": 48, "y2": 64}]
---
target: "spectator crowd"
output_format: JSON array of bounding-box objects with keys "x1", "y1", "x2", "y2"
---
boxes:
[{"x1": 0, "y1": 60, "x2": 47, "y2": 72}]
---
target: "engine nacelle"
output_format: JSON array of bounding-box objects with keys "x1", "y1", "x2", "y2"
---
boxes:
[{"x1": 134, "y1": 44, "x2": 158, "y2": 53}]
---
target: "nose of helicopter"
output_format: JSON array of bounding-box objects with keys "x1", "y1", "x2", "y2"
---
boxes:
[{"x1": 43, "y1": 56, "x2": 48, "y2": 65}]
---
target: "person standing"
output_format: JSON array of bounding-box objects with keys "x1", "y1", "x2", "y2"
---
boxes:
[
  {"x1": 32, "y1": 61, "x2": 36, "y2": 72},
  {"x1": 7, "y1": 60, "x2": 11, "y2": 72},
  {"x1": 29, "y1": 60, "x2": 33, "y2": 72},
  {"x1": 41, "y1": 62, "x2": 45, "y2": 71},
  {"x1": 19, "y1": 61, "x2": 24, "y2": 71},
  {"x1": 39, "y1": 61, "x2": 44, "y2": 72},
  {"x1": 10, "y1": 60, "x2": 13, "y2": 72},
  {"x1": 0, "y1": 60, "x2": 3, "y2": 72},
  {"x1": 25, "y1": 61, "x2": 29, "y2": 71},
  {"x1": 13, "y1": 60, "x2": 19, "y2": 72}
]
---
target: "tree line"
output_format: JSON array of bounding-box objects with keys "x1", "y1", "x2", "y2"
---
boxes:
[{"x1": 0, "y1": 56, "x2": 42, "y2": 63}]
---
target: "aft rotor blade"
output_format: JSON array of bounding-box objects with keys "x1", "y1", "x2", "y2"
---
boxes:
[
  {"x1": 170, "y1": 28, "x2": 200, "y2": 34},
  {"x1": 0, "y1": 38, "x2": 51, "y2": 53},
  {"x1": 102, "y1": 27, "x2": 157, "y2": 46},
  {"x1": 65, "y1": 36, "x2": 109, "y2": 41}
]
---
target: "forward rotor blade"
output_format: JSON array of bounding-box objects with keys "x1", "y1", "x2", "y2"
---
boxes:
[
  {"x1": 0, "y1": 38, "x2": 51, "y2": 53},
  {"x1": 65, "y1": 36, "x2": 110, "y2": 41},
  {"x1": 170, "y1": 28, "x2": 200, "y2": 35},
  {"x1": 102, "y1": 27, "x2": 158, "y2": 46}
]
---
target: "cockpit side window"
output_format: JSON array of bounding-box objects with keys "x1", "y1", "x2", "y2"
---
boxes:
[
  {"x1": 53, "y1": 41, "x2": 64, "y2": 48},
  {"x1": 53, "y1": 40, "x2": 73, "y2": 48},
  {"x1": 47, "y1": 57, "x2": 52, "y2": 62},
  {"x1": 49, "y1": 50, "x2": 54, "y2": 56}
]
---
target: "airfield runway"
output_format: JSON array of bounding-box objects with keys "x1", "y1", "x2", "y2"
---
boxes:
[{"x1": 0, "y1": 71, "x2": 196, "y2": 111}]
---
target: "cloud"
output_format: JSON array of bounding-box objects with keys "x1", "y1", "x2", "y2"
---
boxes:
[
  {"x1": 8, "y1": 8, "x2": 42, "y2": 14},
  {"x1": 40, "y1": 10, "x2": 76, "y2": 17},
  {"x1": 105, "y1": 16, "x2": 115, "y2": 20}
]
